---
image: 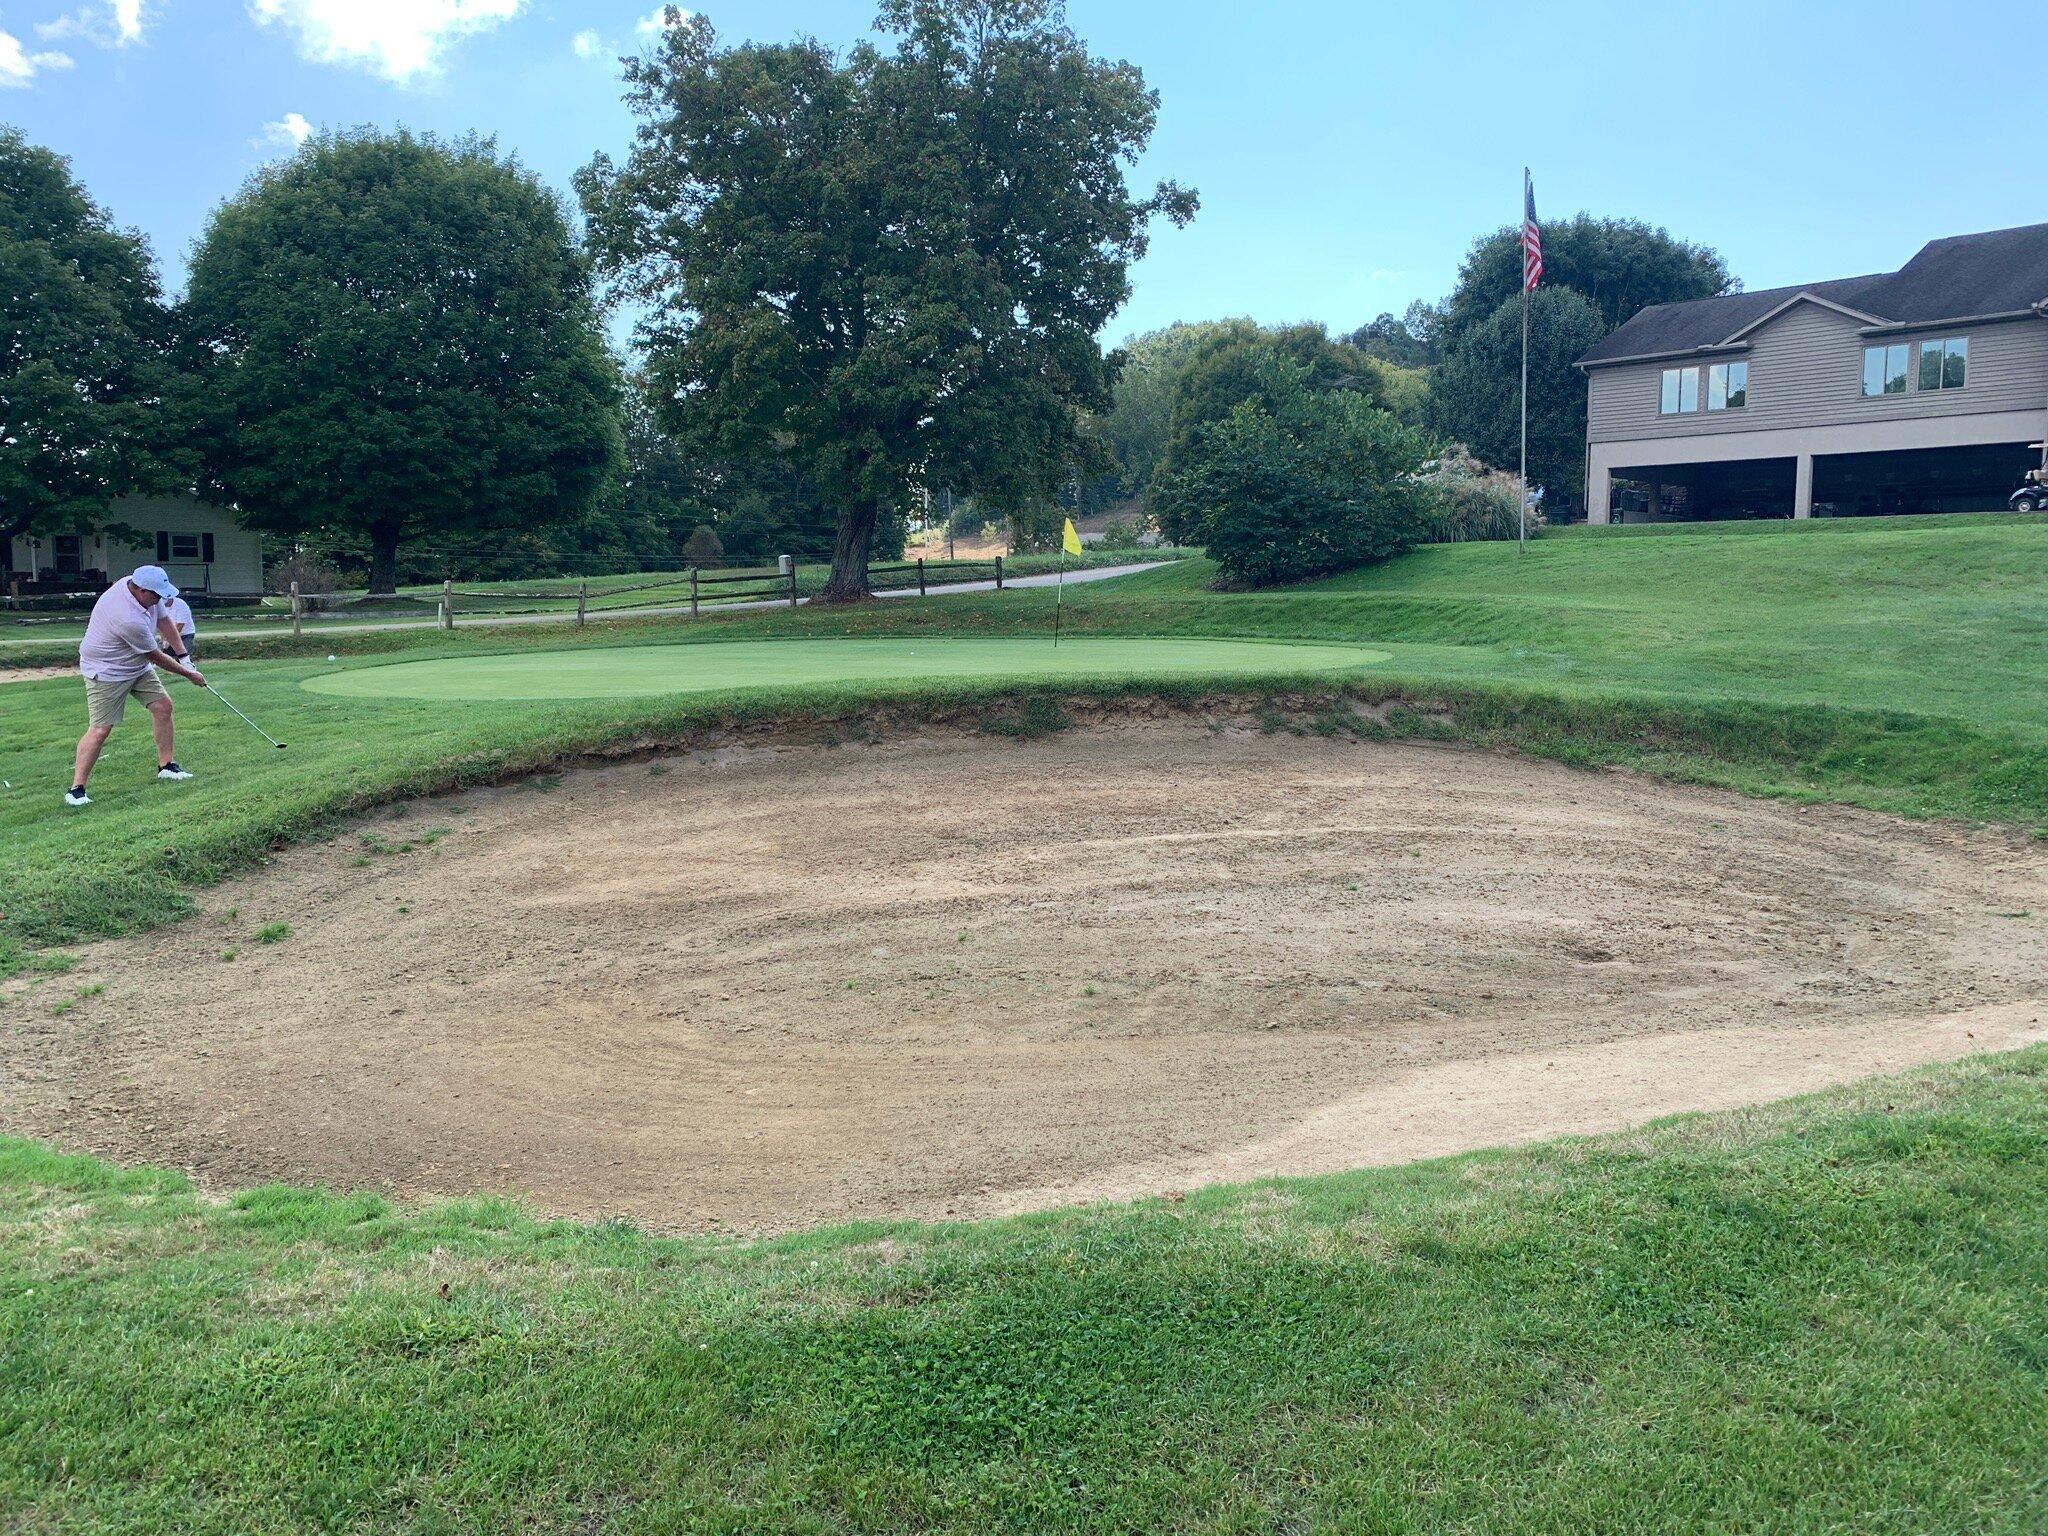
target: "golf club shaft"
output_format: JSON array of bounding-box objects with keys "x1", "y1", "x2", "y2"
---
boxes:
[{"x1": 203, "y1": 681, "x2": 285, "y2": 749}]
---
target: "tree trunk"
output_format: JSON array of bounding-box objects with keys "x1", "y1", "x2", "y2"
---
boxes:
[
  {"x1": 367, "y1": 527, "x2": 401, "y2": 595},
  {"x1": 818, "y1": 501, "x2": 882, "y2": 603}
]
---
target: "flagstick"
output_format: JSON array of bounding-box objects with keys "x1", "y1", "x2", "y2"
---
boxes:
[
  {"x1": 1519, "y1": 167, "x2": 1530, "y2": 558},
  {"x1": 1054, "y1": 545, "x2": 1064, "y2": 648}
]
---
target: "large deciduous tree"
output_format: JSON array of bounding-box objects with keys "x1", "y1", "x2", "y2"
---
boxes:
[
  {"x1": 183, "y1": 130, "x2": 622, "y2": 592},
  {"x1": 1429, "y1": 214, "x2": 1733, "y2": 509},
  {"x1": 1095, "y1": 321, "x2": 1235, "y2": 499},
  {"x1": 1429, "y1": 286, "x2": 1606, "y2": 504},
  {"x1": 576, "y1": 0, "x2": 1195, "y2": 601},
  {"x1": 1437, "y1": 215, "x2": 1733, "y2": 346},
  {"x1": 0, "y1": 126, "x2": 179, "y2": 551}
]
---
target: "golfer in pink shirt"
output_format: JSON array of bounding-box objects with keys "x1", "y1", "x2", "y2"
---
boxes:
[{"x1": 66, "y1": 564, "x2": 208, "y2": 808}]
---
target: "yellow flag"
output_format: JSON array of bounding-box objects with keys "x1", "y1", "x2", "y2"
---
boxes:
[{"x1": 1061, "y1": 517, "x2": 1084, "y2": 557}]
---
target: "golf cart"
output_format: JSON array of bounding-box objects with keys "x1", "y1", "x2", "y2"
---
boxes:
[{"x1": 2014, "y1": 444, "x2": 2048, "y2": 512}]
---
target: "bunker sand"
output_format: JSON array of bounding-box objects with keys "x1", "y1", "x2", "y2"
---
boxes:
[{"x1": 6, "y1": 723, "x2": 2045, "y2": 1234}]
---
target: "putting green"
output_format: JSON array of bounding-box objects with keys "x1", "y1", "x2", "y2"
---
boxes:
[{"x1": 301, "y1": 637, "x2": 1392, "y2": 702}]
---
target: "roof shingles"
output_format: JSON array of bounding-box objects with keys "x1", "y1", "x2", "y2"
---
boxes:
[{"x1": 1578, "y1": 222, "x2": 2048, "y2": 368}]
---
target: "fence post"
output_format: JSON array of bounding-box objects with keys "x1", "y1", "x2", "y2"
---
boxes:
[
  {"x1": 788, "y1": 562, "x2": 799, "y2": 607},
  {"x1": 441, "y1": 578, "x2": 454, "y2": 631},
  {"x1": 690, "y1": 567, "x2": 699, "y2": 619},
  {"x1": 994, "y1": 555, "x2": 1004, "y2": 592},
  {"x1": 290, "y1": 580, "x2": 302, "y2": 640},
  {"x1": 576, "y1": 578, "x2": 588, "y2": 629},
  {"x1": 917, "y1": 557, "x2": 926, "y2": 598}
]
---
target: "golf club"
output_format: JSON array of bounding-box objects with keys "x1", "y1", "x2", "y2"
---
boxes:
[{"x1": 202, "y1": 680, "x2": 287, "y2": 749}]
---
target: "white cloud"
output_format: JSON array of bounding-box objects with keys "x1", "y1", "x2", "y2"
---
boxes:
[
  {"x1": 636, "y1": 5, "x2": 692, "y2": 37},
  {"x1": 571, "y1": 26, "x2": 602, "y2": 59},
  {"x1": 248, "y1": 0, "x2": 526, "y2": 84},
  {"x1": 0, "y1": 29, "x2": 74, "y2": 86},
  {"x1": 35, "y1": 0, "x2": 149, "y2": 47},
  {"x1": 261, "y1": 111, "x2": 314, "y2": 148}
]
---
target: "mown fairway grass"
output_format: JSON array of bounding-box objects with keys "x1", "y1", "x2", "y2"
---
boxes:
[
  {"x1": 300, "y1": 636, "x2": 1393, "y2": 700},
  {"x1": 4, "y1": 513, "x2": 2048, "y2": 1530},
  {"x1": 5, "y1": 1051, "x2": 2046, "y2": 1532}
]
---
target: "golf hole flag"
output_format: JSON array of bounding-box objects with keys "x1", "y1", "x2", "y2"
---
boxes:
[{"x1": 1054, "y1": 517, "x2": 1083, "y2": 646}]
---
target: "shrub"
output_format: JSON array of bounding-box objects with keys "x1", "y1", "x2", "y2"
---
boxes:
[
  {"x1": 1160, "y1": 386, "x2": 1433, "y2": 587},
  {"x1": 681, "y1": 525, "x2": 725, "y2": 566},
  {"x1": 1096, "y1": 518, "x2": 1146, "y2": 551},
  {"x1": 265, "y1": 551, "x2": 345, "y2": 595},
  {"x1": 1417, "y1": 445, "x2": 1533, "y2": 543}
]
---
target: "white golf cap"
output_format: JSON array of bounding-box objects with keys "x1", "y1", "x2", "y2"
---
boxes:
[{"x1": 128, "y1": 564, "x2": 179, "y2": 601}]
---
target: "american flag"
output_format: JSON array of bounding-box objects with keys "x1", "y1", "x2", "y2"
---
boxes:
[{"x1": 1522, "y1": 173, "x2": 1543, "y2": 292}]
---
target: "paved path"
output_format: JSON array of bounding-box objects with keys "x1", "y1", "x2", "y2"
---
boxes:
[{"x1": 1, "y1": 562, "x2": 1173, "y2": 653}]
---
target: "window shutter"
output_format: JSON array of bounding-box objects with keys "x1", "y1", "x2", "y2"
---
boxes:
[
  {"x1": 155, "y1": 531, "x2": 170, "y2": 561},
  {"x1": 202, "y1": 532, "x2": 216, "y2": 564}
]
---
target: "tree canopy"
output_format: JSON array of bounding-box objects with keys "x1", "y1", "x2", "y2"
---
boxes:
[
  {"x1": 1096, "y1": 321, "x2": 1237, "y2": 499},
  {"x1": 1429, "y1": 286, "x2": 1607, "y2": 504},
  {"x1": 182, "y1": 130, "x2": 622, "y2": 591},
  {"x1": 1146, "y1": 321, "x2": 1423, "y2": 542},
  {"x1": 1347, "y1": 303, "x2": 1439, "y2": 369},
  {"x1": 577, "y1": 0, "x2": 1195, "y2": 599},
  {"x1": 0, "y1": 126, "x2": 179, "y2": 548},
  {"x1": 1425, "y1": 214, "x2": 1733, "y2": 509},
  {"x1": 1438, "y1": 214, "x2": 1733, "y2": 346}
]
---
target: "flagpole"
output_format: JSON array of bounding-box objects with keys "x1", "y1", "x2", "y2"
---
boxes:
[
  {"x1": 1055, "y1": 546, "x2": 1064, "y2": 648},
  {"x1": 1519, "y1": 167, "x2": 1530, "y2": 557}
]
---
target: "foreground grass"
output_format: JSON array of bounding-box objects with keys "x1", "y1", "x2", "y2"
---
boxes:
[{"x1": 4, "y1": 1049, "x2": 2045, "y2": 1532}]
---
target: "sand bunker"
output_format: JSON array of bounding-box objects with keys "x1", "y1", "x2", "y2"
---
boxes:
[{"x1": 6, "y1": 719, "x2": 2045, "y2": 1234}]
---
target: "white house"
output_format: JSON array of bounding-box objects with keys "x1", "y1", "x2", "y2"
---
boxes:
[{"x1": 5, "y1": 495, "x2": 263, "y2": 597}]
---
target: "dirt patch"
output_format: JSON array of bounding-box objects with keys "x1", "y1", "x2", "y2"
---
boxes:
[
  {"x1": 0, "y1": 665, "x2": 70, "y2": 687},
  {"x1": 5, "y1": 723, "x2": 2045, "y2": 1235}
]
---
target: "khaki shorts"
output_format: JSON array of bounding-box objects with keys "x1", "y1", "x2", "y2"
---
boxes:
[{"x1": 85, "y1": 669, "x2": 171, "y2": 729}]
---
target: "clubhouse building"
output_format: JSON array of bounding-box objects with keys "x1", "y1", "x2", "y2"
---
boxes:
[{"x1": 1578, "y1": 222, "x2": 2048, "y2": 523}]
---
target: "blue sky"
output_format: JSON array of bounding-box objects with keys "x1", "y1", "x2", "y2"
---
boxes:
[{"x1": 2, "y1": 1, "x2": 2039, "y2": 345}]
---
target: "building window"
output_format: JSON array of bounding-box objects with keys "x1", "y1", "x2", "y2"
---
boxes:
[
  {"x1": 1660, "y1": 366, "x2": 1700, "y2": 414},
  {"x1": 52, "y1": 535, "x2": 83, "y2": 575},
  {"x1": 1917, "y1": 336, "x2": 1967, "y2": 391},
  {"x1": 1707, "y1": 360, "x2": 1748, "y2": 411},
  {"x1": 1862, "y1": 343, "x2": 1909, "y2": 397},
  {"x1": 165, "y1": 532, "x2": 202, "y2": 561}
]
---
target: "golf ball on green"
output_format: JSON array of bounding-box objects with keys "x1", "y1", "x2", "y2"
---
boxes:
[{"x1": 326, "y1": 654, "x2": 337, "y2": 662}]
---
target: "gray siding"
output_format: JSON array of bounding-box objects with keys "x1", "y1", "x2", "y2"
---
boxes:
[{"x1": 1588, "y1": 303, "x2": 2048, "y2": 445}]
